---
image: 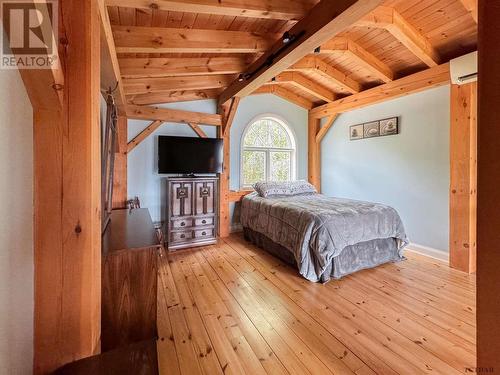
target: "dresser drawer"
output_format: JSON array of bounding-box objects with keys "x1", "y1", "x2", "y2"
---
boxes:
[
  {"x1": 194, "y1": 228, "x2": 215, "y2": 240},
  {"x1": 170, "y1": 230, "x2": 193, "y2": 243},
  {"x1": 194, "y1": 216, "x2": 214, "y2": 227},
  {"x1": 171, "y1": 218, "x2": 192, "y2": 229}
]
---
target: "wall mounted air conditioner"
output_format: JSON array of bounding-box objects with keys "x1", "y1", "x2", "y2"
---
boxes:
[{"x1": 450, "y1": 51, "x2": 477, "y2": 84}]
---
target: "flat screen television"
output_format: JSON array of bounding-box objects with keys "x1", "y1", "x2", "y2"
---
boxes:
[{"x1": 158, "y1": 135, "x2": 224, "y2": 174}]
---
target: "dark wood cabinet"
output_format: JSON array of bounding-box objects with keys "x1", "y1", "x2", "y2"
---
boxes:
[
  {"x1": 55, "y1": 340, "x2": 158, "y2": 375},
  {"x1": 165, "y1": 177, "x2": 218, "y2": 251},
  {"x1": 101, "y1": 208, "x2": 161, "y2": 351}
]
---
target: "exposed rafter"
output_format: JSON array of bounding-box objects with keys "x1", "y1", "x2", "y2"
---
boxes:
[
  {"x1": 271, "y1": 72, "x2": 336, "y2": 102},
  {"x1": 123, "y1": 75, "x2": 234, "y2": 95},
  {"x1": 458, "y1": 0, "x2": 477, "y2": 23},
  {"x1": 126, "y1": 104, "x2": 222, "y2": 126},
  {"x1": 357, "y1": 6, "x2": 440, "y2": 67},
  {"x1": 105, "y1": 0, "x2": 317, "y2": 20},
  {"x1": 112, "y1": 26, "x2": 279, "y2": 54},
  {"x1": 320, "y1": 37, "x2": 394, "y2": 82},
  {"x1": 127, "y1": 89, "x2": 224, "y2": 106},
  {"x1": 218, "y1": 0, "x2": 386, "y2": 104},
  {"x1": 119, "y1": 57, "x2": 250, "y2": 78},
  {"x1": 356, "y1": 5, "x2": 393, "y2": 27},
  {"x1": 98, "y1": 0, "x2": 126, "y2": 112},
  {"x1": 11, "y1": 1, "x2": 64, "y2": 110},
  {"x1": 311, "y1": 63, "x2": 450, "y2": 118},
  {"x1": 253, "y1": 85, "x2": 314, "y2": 110},
  {"x1": 289, "y1": 56, "x2": 361, "y2": 94}
]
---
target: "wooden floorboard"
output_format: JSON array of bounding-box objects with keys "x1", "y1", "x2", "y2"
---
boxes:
[{"x1": 158, "y1": 233, "x2": 476, "y2": 374}]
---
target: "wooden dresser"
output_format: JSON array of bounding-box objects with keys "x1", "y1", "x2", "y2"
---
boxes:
[
  {"x1": 101, "y1": 208, "x2": 161, "y2": 351},
  {"x1": 165, "y1": 176, "x2": 218, "y2": 251}
]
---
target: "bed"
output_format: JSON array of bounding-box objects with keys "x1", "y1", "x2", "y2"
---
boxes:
[{"x1": 240, "y1": 182, "x2": 409, "y2": 283}]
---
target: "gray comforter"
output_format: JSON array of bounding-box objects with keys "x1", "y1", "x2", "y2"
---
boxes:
[{"x1": 240, "y1": 192, "x2": 409, "y2": 282}]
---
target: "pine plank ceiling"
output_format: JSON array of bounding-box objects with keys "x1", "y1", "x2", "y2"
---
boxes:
[{"x1": 105, "y1": 0, "x2": 477, "y2": 108}]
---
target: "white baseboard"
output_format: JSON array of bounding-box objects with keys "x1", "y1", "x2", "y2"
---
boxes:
[{"x1": 406, "y1": 243, "x2": 449, "y2": 263}]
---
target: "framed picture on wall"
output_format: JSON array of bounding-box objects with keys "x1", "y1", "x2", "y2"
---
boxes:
[
  {"x1": 350, "y1": 124, "x2": 364, "y2": 140},
  {"x1": 363, "y1": 121, "x2": 380, "y2": 138},
  {"x1": 380, "y1": 117, "x2": 399, "y2": 136}
]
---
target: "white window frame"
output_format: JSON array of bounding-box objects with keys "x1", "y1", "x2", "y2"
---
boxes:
[{"x1": 240, "y1": 114, "x2": 297, "y2": 189}]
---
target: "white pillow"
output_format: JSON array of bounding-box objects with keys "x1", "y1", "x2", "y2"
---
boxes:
[{"x1": 253, "y1": 180, "x2": 317, "y2": 198}]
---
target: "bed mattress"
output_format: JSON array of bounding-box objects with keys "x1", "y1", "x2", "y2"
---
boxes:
[{"x1": 240, "y1": 192, "x2": 409, "y2": 282}]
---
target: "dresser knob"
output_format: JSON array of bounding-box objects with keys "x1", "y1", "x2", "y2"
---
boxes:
[
  {"x1": 202, "y1": 220, "x2": 206, "y2": 224},
  {"x1": 202, "y1": 231, "x2": 206, "y2": 236},
  {"x1": 180, "y1": 222, "x2": 185, "y2": 227},
  {"x1": 180, "y1": 234, "x2": 185, "y2": 239}
]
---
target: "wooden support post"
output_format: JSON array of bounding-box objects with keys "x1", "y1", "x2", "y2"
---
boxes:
[
  {"x1": 218, "y1": 97, "x2": 240, "y2": 237},
  {"x1": 34, "y1": 0, "x2": 101, "y2": 372},
  {"x1": 449, "y1": 83, "x2": 477, "y2": 273},
  {"x1": 477, "y1": 1, "x2": 500, "y2": 370},
  {"x1": 308, "y1": 114, "x2": 321, "y2": 192},
  {"x1": 112, "y1": 116, "x2": 128, "y2": 208},
  {"x1": 33, "y1": 109, "x2": 64, "y2": 374}
]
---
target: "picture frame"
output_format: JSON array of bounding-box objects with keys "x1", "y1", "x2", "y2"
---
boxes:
[
  {"x1": 363, "y1": 121, "x2": 380, "y2": 138},
  {"x1": 379, "y1": 117, "x2": 399, "y2": 136},
  {"x1": 349, "y1": 116, "x2": 399, "y2": 141},
  {"x1": 349, "y1": 124, "x2": 364, "y2": 140}
]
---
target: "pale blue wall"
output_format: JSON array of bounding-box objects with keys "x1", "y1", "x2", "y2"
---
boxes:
[
  {"x1": 321, "y1": 85, "x2": 450, "y2": 252},
  {"x1": 127, "y1": 95, "x2": 308, "y2": 223}
]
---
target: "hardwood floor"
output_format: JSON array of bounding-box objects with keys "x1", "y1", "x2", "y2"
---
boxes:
[{"x1": 157, "y1": 234, "x2": 476, "y2": 375}]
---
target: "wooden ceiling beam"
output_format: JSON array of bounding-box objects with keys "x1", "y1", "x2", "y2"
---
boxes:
[
  {"x1": 126, "y1": 104, "x2": 223, "y2": 126},
  {"x1": 8, "y1": 1, "x2": 64, "y2": 110},
  {"x1": 105, "y1": 0, "x2": 316, "y2": 20},
  {"x1": 218, "y1": 0, "x2": 386, "y2": 104},
  {"x1": 112, "y1": 26, "x2": 279, "y2": 54},
  {"x1": 357, "y1": 6, "x2": 440, "y2": 67},
  {"x1": 310, "y1": 62, "x2": 450, "y2": 118},
  {"x1": 355, "y1": 5, "x2": 393, "y2": 27},
  {"x1": 272, "y1": 72, "x2": 336, "y2": 102},
  {"x1": 320, "y1": 37, "x2": 394, "y2": 82},
  {"x1": 119, "y1": 57, "x2": 249, "y2": 78},
  {"x1": 253, "y1": 85, "x2": 314, "y2": 110},
  {"x1": 126, "y1": 88, "x2": 224, "y2": 106},
  {"x1": 289, "y1": 56, "x2": 361, "y2": 93},
  {"x1": 98, "y1": 0, "x2": 126, "y2": 113},
  {"x1": 458, "y1": 0, "x2": 477, "y2": 23},
  {"x1": 123, "y1": 74, "x2": 234, "y2": 95},
  {"x1": 389, "y1": 10, "x2": 440, "y2": 67}
]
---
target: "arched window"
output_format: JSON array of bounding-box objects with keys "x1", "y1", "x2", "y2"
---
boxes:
[{"x1": 241, "y1": 115, "x2": 296, "y2": 188}]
